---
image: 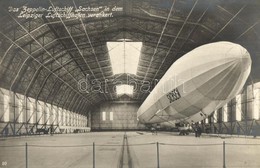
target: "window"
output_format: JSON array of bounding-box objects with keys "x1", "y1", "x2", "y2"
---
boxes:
[
  {"x1": 18, "y1": 99, "x2": 24, "y2": 123},
  {"x1": 38, "y1": 101, "x2": 44, "y2": 125},
  {"x1": 110, "y1": 112, "x2": 113, "y2": 121},
  {"x1": 213, "y1": 110, "x2": 217, "y2": 123},
  {"x1": 3, "y1": 95, "x2": 9, "y2": 122},
  {"x1": 29, "y1": 100, "x2": 34, "y2": 124},
  {"x1": 102, "y1": 112, "x2": 106, "y2": 121},
  {"x1": 236, "y1": 94, "x2": 242, "y2": 121},
  {"x1": 63, "y1": 110, "x2": 66, "y2": 125},
  {"x1": 205, "y1": 118, "x2": 208, "y2": 124},
  {"x1": 253, "y1": 89, "x2": 259, "y2": 120},
  {"x1": 45, "y1": 104, "x2": 50, "y2": 125},
  {"x1": 107, "y1": 41, "x2": 142, "y2": 75},
  {"x1": 116, "y1": 84, "x2": 134, "y2": 95},
  {"x1": 223, "y1": 105, "x2": 228, "y2": 122}
]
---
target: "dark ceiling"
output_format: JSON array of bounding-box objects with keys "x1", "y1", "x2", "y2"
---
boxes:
[{"x1": 0, "y1": 0, "x2": 259, "y2": 115}]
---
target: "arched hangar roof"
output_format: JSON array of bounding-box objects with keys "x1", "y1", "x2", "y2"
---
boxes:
[{"x1": 0, "y1": 0, "x2": 259, "y2": 115}]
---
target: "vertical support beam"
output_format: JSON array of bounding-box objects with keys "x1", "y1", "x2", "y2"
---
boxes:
[
  {"x1": 93, "y1": 142, "x2": 95, "y2": 168},
  {"x1": 13, "y1": 92, "x2": 16, "y2": 136},
  {"x1": 217, "y1": 108, "x2": 223, "y2": 134},
  {"x1": 35, "y1": 100, "x2": 38, "y2": 129},
  {"x1": 223, "y1": 141, "x2": 226, "y2": 168},
  {"x1": 157, "y1": 142, "x2": 160, "y2": 168},
  {"x1": 245, "y1": 88, "x2": 248, "y2": 135},
  {"x1": 230, "y1": 101, "x2": 233, "y2": 135},
  {"x1": 25, "y1": 96, "x2": 28, "y2": 134},
  {"x1": 211, "y1": 112, "x2": 215, "y2": 133},
  {"x1": 25, "y1": 142, "x2": 28, "y2": 168},
  {"x1": 201, "y1": 120, "x2": 205, "y2": 132}
]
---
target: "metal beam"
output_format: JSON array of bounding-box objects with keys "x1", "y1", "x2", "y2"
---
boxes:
[
  {"x1": 3, "y1": 11, "x2": 89, "y2": 104},
  {"x1": 210, "y1": 4, "x2": 247, "y2": 41},
  {"x1": 0, "y1": 32, "x2": 92, "y2": 106}
]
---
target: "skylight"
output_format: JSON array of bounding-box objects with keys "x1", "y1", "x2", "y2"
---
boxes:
[
  {"x1": 107, "y1": 41, "x2": 142, "y2": 74},
  {"x1": 116, "y1": 85, "x2": 134, "y2": 95}
]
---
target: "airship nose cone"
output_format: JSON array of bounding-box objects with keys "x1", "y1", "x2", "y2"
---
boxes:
[
  {"x1": 210, "y1": 47, "x2": 251, "y2": 100},
  {"x1": 226, "y1": 44, "x2": 251, "y2": 71},
  {"x1": 241, "y1": 51, "x2": 251, "y2": 72},
  {"x1": 191, "y1": 44, "x2": 251, "y2": 101}
]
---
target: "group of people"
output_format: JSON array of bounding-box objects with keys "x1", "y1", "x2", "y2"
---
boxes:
[
  {"x1": 151, "y1": 127, "x2": 157, "y2": 135},
  {"x1": 149, "y1": 124, "x2": 203, "y2": 137},
  {"x1": 194, "y1": 126, "x2": 202, "y2": 137}
]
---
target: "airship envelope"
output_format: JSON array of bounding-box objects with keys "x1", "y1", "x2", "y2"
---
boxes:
[{"x1": 137, "y1": 41, "x2": 251, "y2": 125}]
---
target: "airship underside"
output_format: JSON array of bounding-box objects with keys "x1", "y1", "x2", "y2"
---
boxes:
[{"x1": 137, "y1": 41, "x2": 251, "y2": 126}]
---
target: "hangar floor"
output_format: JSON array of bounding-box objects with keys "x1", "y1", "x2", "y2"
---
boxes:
[{"x1": 0, "y1": 132, "x2": 260, "y2": 168}]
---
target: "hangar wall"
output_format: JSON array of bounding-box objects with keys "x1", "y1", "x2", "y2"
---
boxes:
[
  {"x1": 0, "y1": 87, "x2": 89, "y2": 136},
  {"x1": 201, "y1": 82, "x2": 260, "y2": 136},
  {"x1": 91, "y1": 96, "x2": 146, "y2": 130}
]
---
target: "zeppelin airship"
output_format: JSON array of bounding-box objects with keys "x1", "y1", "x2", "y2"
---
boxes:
[{"x1": 137, "y1": 41, "x2": 251, "y2": 128}]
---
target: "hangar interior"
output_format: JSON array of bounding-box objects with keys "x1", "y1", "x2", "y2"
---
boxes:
[
  {"x1": 0, "y1": 0, "x2": 260, "y2": 136},
  {"x1": 1, "y1": 0, "x2": 260, "y2": 168}
]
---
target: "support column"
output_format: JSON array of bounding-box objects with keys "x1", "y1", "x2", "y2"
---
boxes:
[
  {"x1": 227, "y1": 100, "x2": 234, "y2": 134},
  {"x1": 217, "y1": 108, "x2": 223, "y2": 134},
  {"x1": 35, "y1": 101, "x2": 38, "y2": 129},
  {"x1": 25, "y1": 96, "x2": 28, "y2": 134},
  {"x1": 208, "y1": 113, "x2": 213, "y2": 133}
]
